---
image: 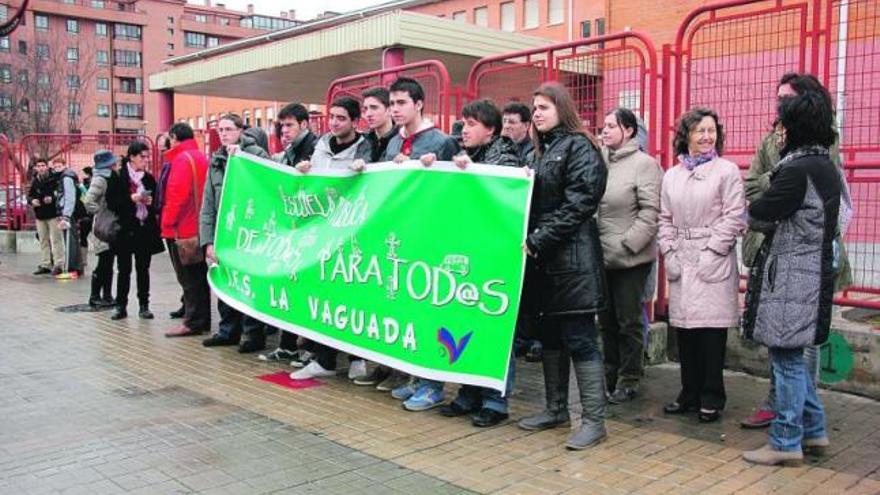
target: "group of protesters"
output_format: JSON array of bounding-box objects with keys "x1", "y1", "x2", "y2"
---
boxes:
[{"x1": 29, "y1": 71, "x2": 850, "y2": 467}]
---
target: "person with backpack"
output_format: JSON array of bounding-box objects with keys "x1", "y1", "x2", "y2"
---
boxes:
[
  {"x1": 83, "y1": 151, "x2": 118, "y2": 308},
  {"x1": 52, "y1": 157, "x2": 84, "y2": 280}
]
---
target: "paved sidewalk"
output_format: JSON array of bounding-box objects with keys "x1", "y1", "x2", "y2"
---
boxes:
[{"x1": 1, "y1": 252, "x2": 879, "y2": 494}]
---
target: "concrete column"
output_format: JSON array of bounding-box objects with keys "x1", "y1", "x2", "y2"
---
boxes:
[{"x1": 157, "y1": 90, "x2": 174, "y2": 134}]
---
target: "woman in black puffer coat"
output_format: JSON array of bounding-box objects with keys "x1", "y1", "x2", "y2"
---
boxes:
[
  {"x1": 516, "y1": 83, "x2": 608, "y2": 451},
  {"x1": 106, "y1": 141, "x2": 164, "y2": 320}
]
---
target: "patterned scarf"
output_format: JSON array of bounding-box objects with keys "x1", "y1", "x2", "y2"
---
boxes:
[
  {"x1": 678, "y1": 150, "x2": 718, "y2": 170},
  {"x1": 127, "y1": 163, "x2": 148, "y2": 224}
]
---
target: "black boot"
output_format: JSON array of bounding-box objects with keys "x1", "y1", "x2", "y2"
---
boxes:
[
  {"x1": 565, "y1": 360, "x2": 607, "y2": 450},
  {"x1": 101, "y1": 277, "x2": 114, "y2": 307},
  {"x1": 518, "y1": 350, "x2": 571, "y2": 431},
  {"x1": 111, "y1": 306, "x2": 128, "y2": 320},
  {"x1": 88, "y1": 273, "x2": 103, "y2": 308},
  {"x1": 139, "y1": 302, "x2": 154, "y2": 319}
]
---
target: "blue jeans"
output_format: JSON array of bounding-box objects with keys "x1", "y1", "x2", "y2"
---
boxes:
[
  {"x1": 769, "y1": 347, "x2": 826, "y2": 452},
  {"x1": 762, "y1": 345, "x2": 820, "y2": 410},
  {"x1": 216, "y1": 299, "x2": 265, "y2": 342},
  {"x1": 452, "y1": 356, "x2": 516, "y2": 414}
]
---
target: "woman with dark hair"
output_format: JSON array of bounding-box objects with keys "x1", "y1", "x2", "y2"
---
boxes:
[
  {"x1": 106, "y1": 141, "x2": 165, "y2": 320},
  {"x1": 742, "y1": 90, "x2": 839, "y2": 467},
  {"x1": 658, "y1": 107, "x2": 746, "y2": 422},
  {"x1": 515, "y1": 82, "x2": 609, "y2": 450},
  {"x1": 597, "y1": 108, "x2": 663, "y2": 403}
]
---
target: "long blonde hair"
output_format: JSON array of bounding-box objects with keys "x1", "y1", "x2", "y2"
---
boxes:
[{"x1": 531, "y1": 82, "x2": 601, "y2": 156}]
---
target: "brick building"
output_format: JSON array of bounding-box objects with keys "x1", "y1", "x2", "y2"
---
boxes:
[{"x1": 0, "y1": 0, "x2": 298, "y2": 140}]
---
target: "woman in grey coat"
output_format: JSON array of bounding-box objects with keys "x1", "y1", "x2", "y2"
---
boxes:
[
  {"x1": 83, "y1": 150, "x2": 118, "y2": 308},
  {"x1": 742, "y1": 90, "x2": 839, "y2": 468}
]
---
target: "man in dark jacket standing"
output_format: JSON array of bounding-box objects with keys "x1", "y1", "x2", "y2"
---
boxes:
[
  {"x1": 28, "y1": 157, "x2": 64, "y2": 275},
  {"x1": 273, "y1": 103, "x2": 318, "y2": 167},
  {"x1": 162, "y1": 123, "x2": 211, "y2": 338}
]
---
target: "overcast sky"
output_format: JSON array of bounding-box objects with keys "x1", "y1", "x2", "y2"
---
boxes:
[{"x1": 188, "y1": 0, "x2": 390, "y2": 21}]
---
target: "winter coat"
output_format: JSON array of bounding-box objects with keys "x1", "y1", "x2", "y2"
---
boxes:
[
  {"x1": 106, "y1": 165, "x2": 164, "y2": 255},
  {"x1": 598, "y1": 139, "x2": 663, "y2": 270},
  {"x1": 365, "y1": 125, "x2": 399, "y2": 163},
  {"x1": 54, "y1": 169, "x2": 83, "y2": 221},
  {"x1": 523, "y1": 128, "x2": 608, "y2": 315},
  {"x1": 382, "y1": 122, "x2": 459, "y2": 161},
  {"x1": 515, "y1": 137, "x2": 535, "y2": 163},
  {"x1": 743, "y1": 129, "x2": 852, "y2": 290},
  {"x1": 161, "y1": 139, "x2": 209, "y2": 240},
  {"x1": 466, "y1": 136, "x2": 521, "y2": 167},
  {"x1": 83, "y1": 173, "x2": 112, "y2": 254},
  {"x1": 742, "y1": 148, "x2": 840, "y2": 348},
  {"x1": 273, "y1": 130, "x2": 318, "y2": 166},
  {"x1": 309, "y1": 133, "x2": 373, "y2": 169},
  {"x1": 201, "y1": 134, "x2": 270, "y2": 247},
  {"x1": 27, "y1": 172, "x2": 59, "y2": 220},
  {"x1": 657, "y1": 157, "x2": 746, "y2": 329}
]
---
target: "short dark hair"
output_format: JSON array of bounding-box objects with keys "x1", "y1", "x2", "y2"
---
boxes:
[
  {"x1": 502, "y1": 102, "x2": 531, "y2": 124},
  {"x1": 462, "y1": 99, "x2": 502, "y2": 136},
  {"x1": 608, "y1": 107, "x2": 639, "y2": 139},
  {"x1": 219, "y1": 113, "x2": 244, "y2": 129},
  {"x1": 168, "y1": 122, "x2": 194, "y2": 142},
  {"x1": 389, "y1": 77, "x2": 425, "y2": 104},
  {"x1": 778, "y1": 92, "x2": 836, "y2": 151},
  {"x1": 331, "y1": 96, "x2": 361, "y2": 121},
  {"x1": 126, "y1": 140, "x2": 150, "y2": 159},
  {"x1": 34, "y1": 157, "x2": 48, "y2": 165},
  {"x1": 673, "y1": 107, "x2": 725, "y2": 156},
  {"x1": 362, "y1": 87, "x2": 390, "y2": 107},
  {"x1": 278, "y1": 103, "x2": 309, "y2": 123}
]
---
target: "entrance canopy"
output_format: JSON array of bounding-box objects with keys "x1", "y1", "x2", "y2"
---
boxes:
[{"x1": 149, "y1": 10, "x2": 553, "y2": 103}]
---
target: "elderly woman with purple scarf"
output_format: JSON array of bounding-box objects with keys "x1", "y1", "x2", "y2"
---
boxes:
[
  {"x1": 106, "y1": 141, "x2": 165, "y2": 321},
  {"x1": 657, "y1": 107, "x2": 746, "y2": 423}
]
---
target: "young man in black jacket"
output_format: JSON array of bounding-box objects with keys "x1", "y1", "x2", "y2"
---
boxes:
[
  {"x1": 28, "y1": 157, "x2": 63, "y2": 275},
  {"x1": 274, "y1": 103, "x2": 318, "y2": 167}
]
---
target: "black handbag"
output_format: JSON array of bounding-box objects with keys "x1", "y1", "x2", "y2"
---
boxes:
[{"x1": 92, "y1": 207, "x2": 120, "y2": 243}]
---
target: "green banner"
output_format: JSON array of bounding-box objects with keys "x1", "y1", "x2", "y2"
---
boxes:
[{"x1": 208, "y1": 153, "x2": 534, "y2": 392}]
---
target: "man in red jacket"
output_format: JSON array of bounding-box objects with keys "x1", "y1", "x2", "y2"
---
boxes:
[{"x1": 161, "y1": 123, "x2": 212, "y2": 337}]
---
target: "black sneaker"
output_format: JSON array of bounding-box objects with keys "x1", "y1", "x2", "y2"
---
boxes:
[
  {"x1": 258, "y1": 347, "x2": 297, "y2": 362},
  {"x1": 169, "y1": 305, "x2": 185, "y2": 319},
  {"x1": 438, "y1": 402, "x2": 477, "y2": 417},
  {"x1": 353, "y1": 365, "x2": 390, "y2": 386},
  {"x1": 238, "y1": 340, "x2": 266, "y2": 354},
  {"x1": 202, "y1": 335, "x2": 238, "y2": 347},
  {"x1": 110, "y1": 308, "x2": 128, "y2": 320},
  {"x1": 472, "y1": 408, "x2": 509, "y2": 427},
  {"x1": 33, "y1": 267, "x2": 51, "y2": 275},
  {"x1": 289, "y1": 349, "x2": 314, "y2": 368}
]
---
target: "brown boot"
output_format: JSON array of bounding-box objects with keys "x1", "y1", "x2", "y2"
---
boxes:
[{"x1": 743, "y1": 444, "x2": 803, "y2": 467}]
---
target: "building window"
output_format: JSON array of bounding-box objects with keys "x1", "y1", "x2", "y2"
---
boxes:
[
  {"x1": 37, "y1": 73, "x2": 49, "y2": 87},
  {"x1": 17, "y1": 70, "x2": 27, "y2": 85},
  {"x1": 96, "y1": 23, "x2": 108, "y2": 37},
  {"x1": 67, "y1": 75, "x2": 80, "y2": 89},
  {"x1": 167, "y1": 16, "x2": 174, "y2": 25},
  {"x1": 197, "y1": 116, "x2": 205, "y2": 129},
  {"x1": 69, "y1": 101, "x2": 81, "y2": 117},
  {"x1": 35, "y1": 15, "x2": 49, "y2": 31},
  {"x1": 67, "y1": 47, "x2": 79, "y2": 61},
  {"x1": 194, "y1": 14, "x2": 207, "y2": 23},
  {"x1": 91, "y1": 0, "x2": 105, "y2": 7},
  {"x1": 115, "y1": 103, "x2": 143, "y2": 119},
  {"x1": 67, "y1": 19, "x2": 79, "y2": 34},
  {"x1": 581, "y1": 20, "x2": 591, "y2": 38},
  {"x1": 167, "y1": 28, "x2": 174, "y2": 36},
  {"x1": 0, "y1": 5, "x2": 7, "y2": 22},
  {"x1": 114, "y1": 23, "x2": 142, "y2": 41},
  {"x1": 0, "y1": 65, "x2": 10, "y2": 84},
  {"x1": 184, "y1": 32, "x2": 206, "y2": 48},
  {"x1": 20, "y1": 98, "x2": 29, "y2": 113},
  {"x1": 207, "y1": 36, "x2": 219, "y2": 47},
  {"x1": 36, "y1": 44, "x2": 49, "y2": 59},
  {"x1": 118, "y1": 77, "x2": 142, "y2": 94},
  {"x1": 17, "y1": 40, "x2": 26, "y2": 55},
  {"x1": 500, "y1": 2, "x2": 515, "y2": 32},
  {"x1": 474, "y1": 7, "x2": 488, "y2": 27},
  {"x1": 219, "y1": 18, "x2": 230, "y2": 26},
  {"x1": 97, "y1": 50, "x2": 109, "y2": 65},
  {"x1": 113, "y1": 50, "x2": 141, "y2": 67},
  {"x1": 452, "y1": 11, "x2": 466, "y2": 23},
  {"x1": 97, "y1": 104, "x2": 110, "y2": 117},
  {"x1": 0, "y1": 37, "x2": 8, "y2": 52},
  {"x1": 595, "y1": 17, "x2": 606, "y2": 36},
  {"x1": 548, "y1": 0, "x2": 564, "y2": 24},
  {"x1": 167, "y1": 43, "x2": 174, "y2": 51},
  {"x1": 0, "y1": 95, "x2": 12, "y2": 111},
  {"x1": 524, "y1": 0, "x2": 538, "y2": 28},
  {"x1": 38, "y1": 101, "x2": 51, "y2": 113},
  {"x1": 97, "y1": 77, "x2": 109, "y2": 91}
]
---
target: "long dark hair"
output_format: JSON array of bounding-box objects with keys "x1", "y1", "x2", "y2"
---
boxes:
[
  {"x1": 778, "y1": 92, "x2": 836, "y2": 153},
  {"x1": 531, "y1": 82, "x2": 600, "y2": 156}
]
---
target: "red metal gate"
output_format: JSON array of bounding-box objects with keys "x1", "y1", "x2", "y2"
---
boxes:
[
  {"x1": 467, "y1": 32, "x2": 660, "y2": 156},
  {"x1": 326, "y1": 60, "x2": 457, "y2": 133}
]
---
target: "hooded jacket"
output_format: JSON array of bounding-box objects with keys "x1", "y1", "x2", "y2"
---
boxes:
[{"x1": 309, "y1": 133, "x2": 373, "y2": 170}]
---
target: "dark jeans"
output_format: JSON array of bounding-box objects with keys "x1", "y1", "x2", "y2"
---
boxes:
[
  {"x1": 62, "y1": 226, "x2": 81, "y2": 273},
  {"x1": 167, "y1": 240, "x2": 211, "y2": 331},
  {"x1": 452, "y1": 355, "x2": 516, "y2": 413},
  {"x1": 279, "y1": 331, "x2": 298, "y2": 351},
  {"x1": 116, "y1": 247, "x2": 152, "y2": 308},
  {"x1": 93, "y1": 251, "x2": 115, "y2": 299},
  {"x1": 599, "y1": 262, "x2": 652, "y2": 391},
  {"x1": 676, "y1": 327, "x2": 727, "y2": 410},
  {"x1": 313, "y1": 344, "x2": 361, "y2": 370},
  {"x1": 539, "y1": 313, "x2": 602, "y2": 364},
  {"x1": 216, "y1": 299, "x2": 265, "y2": 343}
]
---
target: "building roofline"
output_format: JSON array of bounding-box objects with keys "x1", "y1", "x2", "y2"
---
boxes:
[{"x1": 163, "y1": 0, "x2": 439, "y2": 66}]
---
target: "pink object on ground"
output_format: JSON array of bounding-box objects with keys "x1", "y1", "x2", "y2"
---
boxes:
[{"x1": 258, "y1": 371, "x2": 323, "y2": 390}]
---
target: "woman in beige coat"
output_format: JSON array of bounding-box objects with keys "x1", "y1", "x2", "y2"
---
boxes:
[
  {"x1": 597, "y1": 108, "x2": 663, "y2": 403},
  {"x1": 658, "y1": 107, "x2": 746, "y2": 422}
]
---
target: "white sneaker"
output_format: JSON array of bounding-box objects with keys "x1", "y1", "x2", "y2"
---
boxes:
[
  {"x1": 347, "y1": 359, "x2": 368, "y2": 380},
  {"x1": 289, "y1": 361, "x2": 335, "y2": 380}
]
